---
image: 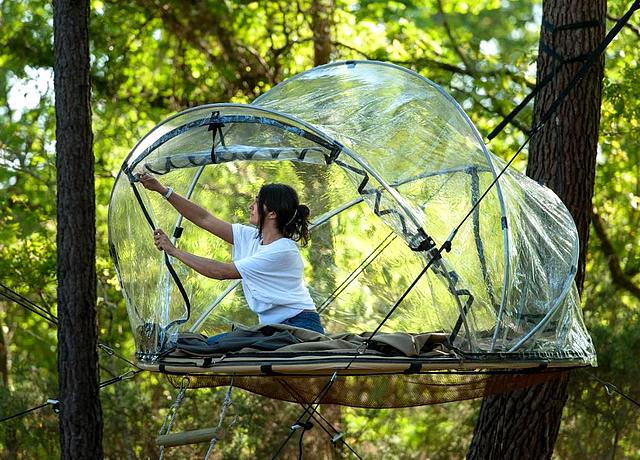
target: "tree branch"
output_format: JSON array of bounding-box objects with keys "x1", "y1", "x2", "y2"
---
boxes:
[
  {"x1": 0, "y1": 158, "x2": 49, "y2": 184},
  {"x1": 332, "y1": 40, "x2": 373, "y2": 59},
  {"x1": 591, "y1": 209, "x2": 640, "y2": 300},
  {"x1": 607, "y1": 14, "x2": 640, "y2": 38},
  {"x1": 436, "y1": 0, "x2": 473, "y2": 72},
  {"x1": 390, "y1": 56, "x2": 469, "y2": 75},
  {"x1": 449, "y1": 84, "x2": 530, "y2": 134}
]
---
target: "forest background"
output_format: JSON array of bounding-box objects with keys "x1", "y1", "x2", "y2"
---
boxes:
[{"x1": 1, "y1": 0, "x2": 639, "y2": 458}]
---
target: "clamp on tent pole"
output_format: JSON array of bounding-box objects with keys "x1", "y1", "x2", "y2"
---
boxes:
[
  {"x1": 409, "y1": 229, "x2": 436, "y2": 252},
  {"x1": 326, "y1": 142, "x2": 343, "y2": 164},
  {"x1": 207, "y1": 111, "x2": 225, "y2": 164}
]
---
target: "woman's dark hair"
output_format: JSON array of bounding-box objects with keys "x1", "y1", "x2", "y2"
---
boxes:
[{"x1": 257, "y1": 183, "x2": 310, "y2": 246}]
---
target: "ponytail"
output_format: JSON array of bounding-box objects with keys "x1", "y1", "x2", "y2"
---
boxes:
[{"x1": 284, "y1": 204, "x2": 310, "y2": 246}]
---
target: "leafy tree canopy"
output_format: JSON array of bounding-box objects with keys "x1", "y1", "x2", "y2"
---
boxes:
[{"x1": 0, "y1": 0, "x2": 638, "y2": 457}]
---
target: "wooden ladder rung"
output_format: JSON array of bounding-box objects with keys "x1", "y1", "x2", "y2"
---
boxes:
[{"x1": 156, "y1": 427, "x2": 218, "y2": 447}]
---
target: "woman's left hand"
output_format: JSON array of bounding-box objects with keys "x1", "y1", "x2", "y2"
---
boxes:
[{"x1": 153, "y1": 229, "x2": 176, "y2": 255}]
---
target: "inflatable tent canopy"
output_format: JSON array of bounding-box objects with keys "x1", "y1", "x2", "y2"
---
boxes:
[{"x1": 108, "y1": 61, "x2": 595, "y2": 407}]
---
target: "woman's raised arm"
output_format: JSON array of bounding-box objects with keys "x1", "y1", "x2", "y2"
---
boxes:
[{"x1": 138, "y1": 173, "x2": 233, "y2": 244}]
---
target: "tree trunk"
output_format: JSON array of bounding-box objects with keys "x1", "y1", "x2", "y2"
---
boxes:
[
  {"x1": 311, "y1": 0, "x2": 334, "y2": 66},
  {"x1": 0, "y1": 311, "x2": 19, "y2": 458},
  {"x1": 526, "y1": 1, "x2": 606, "y2": 291},
  {"x1": 0, "y1": 314, "x2": 8, "y2": 387},
  {"x1": 54, "y1": 0, "x2": 103, "y2": 458},
  {"x1": 468, "y1": 1, "x2": 606, "y2": 459}
]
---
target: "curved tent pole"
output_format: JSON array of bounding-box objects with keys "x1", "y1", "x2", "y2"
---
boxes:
[
  {"x1": 118, "y1": 103, "x2": 344, "y2": 184},
  {"x1": 121, "y1": 105, "x2": 342, "y2": 336},
  {"x1": 430, "y1": 83, "x2": 511, "y2": 351},
  {"x1": 124, "y1": 108, "x2": 342, "y2": 332},
  {"x1": 394, "y1": 166, "x2": 496, "y2": 342},
  {"x1": 124, "y1": 109, "x2": 342, "y2": 176},
  {"x1": 507, "y1": 265, "x2": 577, "y2": 352},
  {"x1": 395, "y1": 166, "x2": 496, "y2": 349}
]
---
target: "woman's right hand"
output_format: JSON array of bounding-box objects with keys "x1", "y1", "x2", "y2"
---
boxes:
[
  {"x1": 153, "y1": 228, "x2": 177, "y2": 255},
  {"x1": 138, "y1": 172, "x2": 165, "y2": 194}
]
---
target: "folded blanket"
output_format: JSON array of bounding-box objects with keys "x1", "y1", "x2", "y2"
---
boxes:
[{"x1": 173, "y1": 324, "x2": 449, "y2": 357}]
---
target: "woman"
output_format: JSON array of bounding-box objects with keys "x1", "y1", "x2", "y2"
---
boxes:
[{"x1": 138, "y1": 173, "x2": 324, "y2": 336}]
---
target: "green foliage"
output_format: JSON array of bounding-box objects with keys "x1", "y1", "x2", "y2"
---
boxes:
[
  {"x1": 342, "y1": 401, "x2": 479, "y2": 458},
  {"x1": 0, "y1": 0, "x2": 639, "y2": 458}
]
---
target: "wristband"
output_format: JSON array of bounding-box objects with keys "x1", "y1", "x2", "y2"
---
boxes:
[{"x1": 163, "y1": 187, "x2": 174, "y2": 200}]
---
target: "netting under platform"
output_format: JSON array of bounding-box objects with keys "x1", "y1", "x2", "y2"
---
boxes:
[{"x1": 165, "y1": 369, "x2": 569, "y2": 408}]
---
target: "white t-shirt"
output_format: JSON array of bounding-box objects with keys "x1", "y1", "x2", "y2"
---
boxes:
[{"x1": 232, "y1": 223, "x2": 316, "y2": 324}]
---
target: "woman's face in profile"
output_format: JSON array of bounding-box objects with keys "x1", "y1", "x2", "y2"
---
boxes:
[{"x1": 249, "y1": 195, "x2": 259, "y2": 226}]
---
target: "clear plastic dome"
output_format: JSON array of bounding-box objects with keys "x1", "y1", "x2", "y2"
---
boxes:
[{"x1": 108, "y1": 61, "x2": 595, "y2": 365}]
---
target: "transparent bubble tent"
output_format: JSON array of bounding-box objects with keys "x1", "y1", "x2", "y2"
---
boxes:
[{"x1": 109, "y1": 61, "x2": 596, "y2": 406}]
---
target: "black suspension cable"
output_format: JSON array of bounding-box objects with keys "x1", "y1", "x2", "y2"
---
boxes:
[
  {"x1": 278, "y1": 379, "x2": 363, "y2": 459},
  {"x1": 0, "y1": 290, "x2": 58, "y2": 326},
  {"x1": 0, "y1": 401, "x2": 55, "y2": 423},
  {"x1": 442, "y1": 135, "x2": 533, "y2": 252},
  {"x1": 487, "y1": 0, "x2": 640, "y2": 140},
  {"x1": 318, "y1": 231, "x2": 396, "y2": 313},
  {"x1": 536, "y1": 0, "x2": 640, "y2": 131},
  {"x1": 99, "y1": 369, "x2": 143, "y2": 389},
  {"x1": 271, "y1": 373, "x2": 339, "y2": 459},
  {"x1": 0, "y1": 282, "x2": 56, "y2": 319},
  {"x1": 297, "y1": 428, "x2": 305, "y2": 460},
  {"x1": 1, "y1": 370, "x2": 144, "y2": 424},
  {"x1": 365, "y1": 248, "x2": 442, "y2": 343},
  {"x1": 98, "y1": 343, "x2": 140, "y2": 369},
  {"x1": 583, "y1": 370, "x2": 640, "y2": 408},
  {"x1": 0, "y1": 283, "x2": 58, "y2": 325},
  {"x1": 324, "y1": 246, "x2": 443, "y2": 382},
  {"x1": 0, "y1": 344, "x2": 139, "y2": 423}
]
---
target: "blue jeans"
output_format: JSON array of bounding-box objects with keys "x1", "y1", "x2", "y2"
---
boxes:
[
  {"x1": 206, "y1": 311, "x2": 324, "y2": 345},
  {"x1": 282, "y1": 310, "x2": 324, "y2": 334}
]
